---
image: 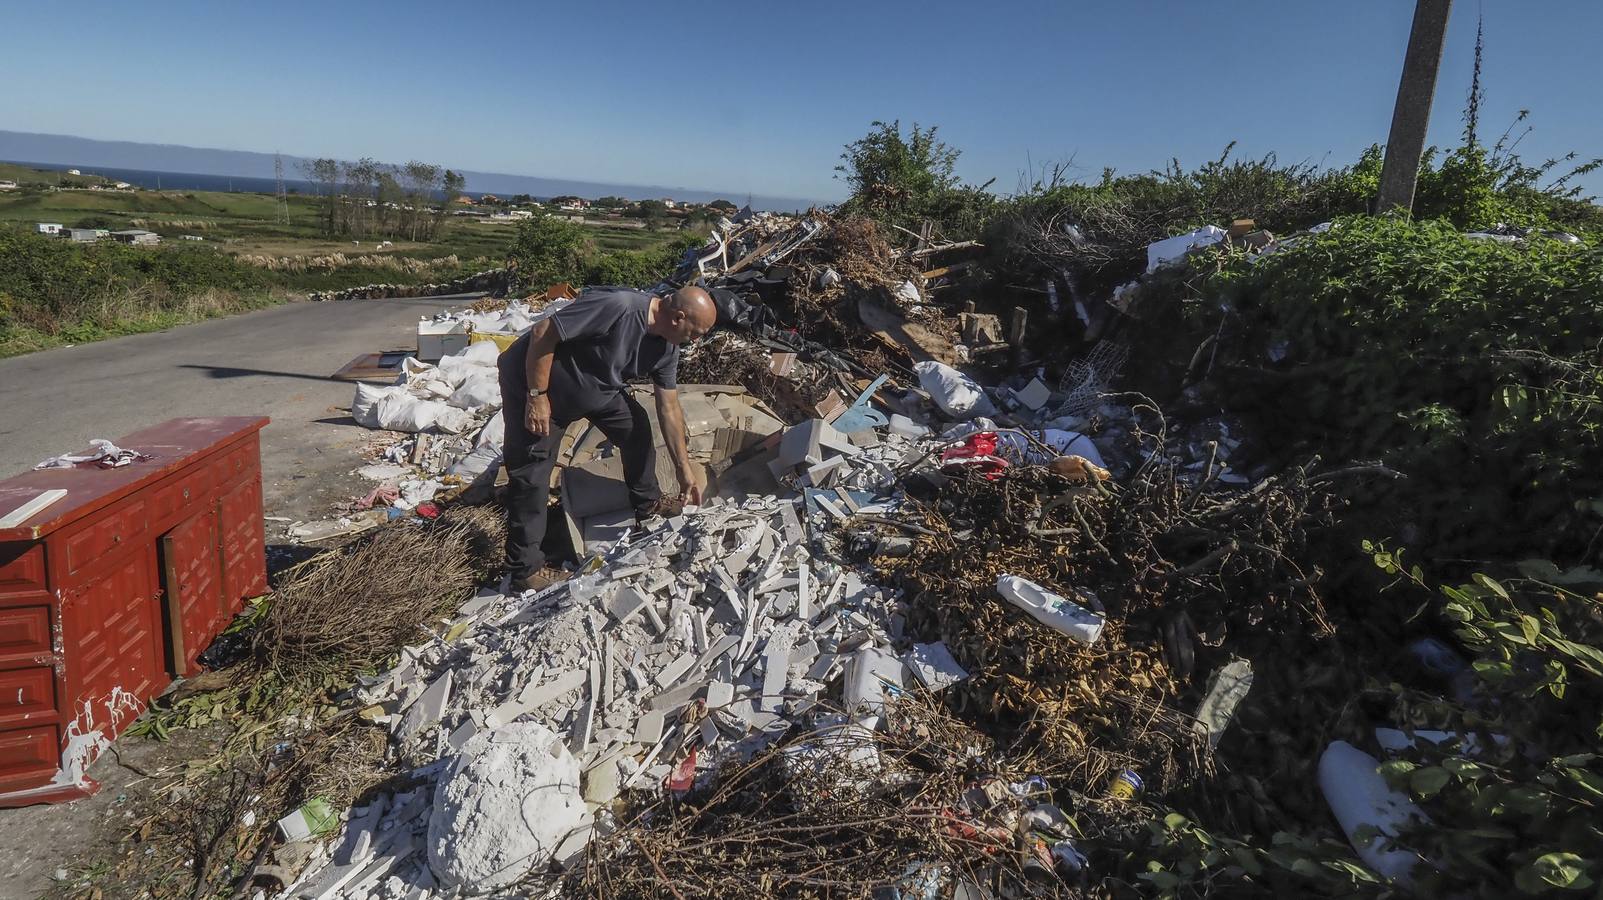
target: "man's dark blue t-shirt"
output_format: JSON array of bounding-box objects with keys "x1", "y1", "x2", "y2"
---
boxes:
[{"x1": 499, "y1": 287, "x2": 678, "y2": 424}]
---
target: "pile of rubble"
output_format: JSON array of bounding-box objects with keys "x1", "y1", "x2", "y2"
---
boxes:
[
  {"x1": 239, "y1": 215, "x2": 1436, "y2": 898},
  {"x1": 273, "y1": 413, "x2": 993, "y2": 896}
]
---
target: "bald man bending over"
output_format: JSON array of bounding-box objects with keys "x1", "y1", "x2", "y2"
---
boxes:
[{"x1": 498, "y1": 285, "x2": 716, "y2": 590}]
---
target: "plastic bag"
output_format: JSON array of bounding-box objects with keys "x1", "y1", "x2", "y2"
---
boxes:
[
  {"x1": 353, "y1": 383, "x2": 406, "y2": 428},
  {"x1": 476, "y1": 413, "x2": 506, "y2": 449},
  {"x1": 432, "y1": 406, "x2": 474, "y2": 435},
  {"x1": 460, "y1": 339, "x2": 502, "y2": 367},
  {"x1": 448, "y1": 370, "x2": 502, "y2": 410},
  {"x1": 448, "y1": 443, "x2": 503, "y2": 483},
  {"x1": 915, "y1": 361, "x2": 998, "y2": 420},
  {"x1": 375, "y1": 392, "x2": 442, "y2": 433}
]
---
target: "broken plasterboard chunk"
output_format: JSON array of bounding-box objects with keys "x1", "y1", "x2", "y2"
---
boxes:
[
  {"x1": 705, "y1": 681, "x2": 735, "y2": 709},
  {"x1": 1013, "y1": 377, "x2": 1052, "y2": 411},
  {"x1": 654, "y1": 652, "x2": 697, "y2": 689},
  {"x1": 396, "y1": 670, "x2": 453, "y2": 742},
  {"x1": 634, "y1": 710, "x2": 665, "y2": 745},
  {"x1": 904, "y1": 642, "x2": 969, "y2": 692},
  {"x1": 605, "y1": 586, "x2": 649, "y2": 625}
]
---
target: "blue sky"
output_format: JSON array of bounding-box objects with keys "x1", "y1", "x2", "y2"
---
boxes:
[{"x1": 2, "y1": 0, "x2": 1599, "y2": 203}]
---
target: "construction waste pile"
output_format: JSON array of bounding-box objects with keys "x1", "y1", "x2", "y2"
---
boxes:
[{"x1": 230, "y1": 212, "x2": 1442, "y2": 899}]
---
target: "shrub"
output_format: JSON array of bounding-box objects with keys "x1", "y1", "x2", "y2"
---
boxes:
[{"x1": 1200, "y1": 217, "x2": 1603, "y2": 563}]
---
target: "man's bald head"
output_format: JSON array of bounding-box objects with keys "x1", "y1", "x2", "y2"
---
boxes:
[{"x1": 654, "y1": 286, "x2": 716, "y2": 344}]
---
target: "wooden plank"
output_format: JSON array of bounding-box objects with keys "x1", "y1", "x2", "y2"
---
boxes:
[{"x1": 330, "y1": 350, "x2": 411, "y2": 384}]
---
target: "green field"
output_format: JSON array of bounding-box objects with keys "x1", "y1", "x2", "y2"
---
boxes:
[
  {"x1": 0, "y1": 163, "x2": 696, "y2": 356},
  {"x1": 0, "y1": 163, "x2": 682, "y2": 269}
]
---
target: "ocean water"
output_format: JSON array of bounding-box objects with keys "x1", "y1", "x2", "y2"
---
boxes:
[{"x1": 3, "y1": 161, "x2": 499, "y2": 201}]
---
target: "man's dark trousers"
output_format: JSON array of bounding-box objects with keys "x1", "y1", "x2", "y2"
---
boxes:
[{"x1": 499, "y1": 371, "x2": 662, "y2": 578}]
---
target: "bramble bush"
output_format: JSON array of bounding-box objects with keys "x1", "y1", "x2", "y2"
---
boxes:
[{"x1": 1199, "y1": 216, "x2": 1603, "y2": 565}]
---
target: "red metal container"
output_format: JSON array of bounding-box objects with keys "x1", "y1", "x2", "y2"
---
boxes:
[{"x1": 0, "y1": 417, "x2": 269, "y2": 805}]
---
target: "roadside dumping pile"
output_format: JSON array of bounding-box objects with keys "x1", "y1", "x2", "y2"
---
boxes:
[{"x1": 137, "y1": 215, "x2": 1589, "y2": 900}]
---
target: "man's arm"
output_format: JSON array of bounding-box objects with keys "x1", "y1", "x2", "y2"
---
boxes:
[
  {"x1": 653, "y1": 387, "x2": 702, "y2": 505},
  {"x1": 523, "y1": 320, "x2": 558, "y2": 436}
]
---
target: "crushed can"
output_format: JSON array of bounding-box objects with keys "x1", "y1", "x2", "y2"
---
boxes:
[{"x1": 1108, "y1": 769, "x2": 1143, "y2": 801}]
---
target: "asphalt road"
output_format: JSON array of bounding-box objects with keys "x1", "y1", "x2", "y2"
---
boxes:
[{"x1": 0, "y1": 294, "x2": 481, "y2": 518}]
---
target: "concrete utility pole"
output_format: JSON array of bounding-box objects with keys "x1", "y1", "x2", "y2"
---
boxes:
[{"x1": 1374, "y1": 0, "x2": 1454, "y2": 214}]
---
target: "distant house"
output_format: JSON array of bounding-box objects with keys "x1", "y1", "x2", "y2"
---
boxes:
[
  {"x1": 114, "y1": 181, "x2": 132, "y2": 189},
  {"x1": 480, "y1": 193, "x2": 500, "y2": 205},
  {"x1": 36, "y1": 223, "x2": 63, "y2": 235},
  {"x1": 661, "y1": 198, "x2": 677, "y2": 209},
  {"x1": 110, "y1": 229, "x2": 160, "y2": 245},
  {"x1": 453, "y1": 195, "x2": 476, "y2": 206},
  {"x1": 0, "y1": 180, "x2": 18, "y2": 191},
  {"x1": 66, "y1": 228, "x2": 100, "y2": 242},
  {"x1": 66, "y1": 169, "x2": 81, "y2": 176}
]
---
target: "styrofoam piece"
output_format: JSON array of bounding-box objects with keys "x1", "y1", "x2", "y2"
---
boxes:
[
  {"x1": 995, "y1": 575, "x2": 1105, "y2": 645},
  {"x1": 905, "y1": 642, "x2": 969, "y2": 691},
  {"x1": 1318, "y1": 741, "x2": 1431, "y2": 886}
]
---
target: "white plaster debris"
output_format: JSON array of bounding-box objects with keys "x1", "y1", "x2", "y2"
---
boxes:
[
  {"x1": 426, "y1": 723, "x2": 588, "y2": 894},
  {"x1": 277, "y1": 418, "x2": 946, "y2": 897}
]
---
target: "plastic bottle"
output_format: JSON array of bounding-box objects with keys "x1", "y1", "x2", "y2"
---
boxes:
[{"x1": 995, "y1": 575, "x2": 1105, "y2": 645}]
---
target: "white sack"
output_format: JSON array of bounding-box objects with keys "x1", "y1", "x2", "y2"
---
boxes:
[
  {"x1": 460, "y1": 339, "x2": 502, "y2": 367},
  {"x1": 353, "y1": 383, "x2": 407, "y2": 428},
  {"x1": 915, "y1": 361, "x2": 998, "y2": 420},
  {"x1": 375, "y1": 392, "x2": 442, "y2": 433},
  {"x1": 427, "y1": 722, "x2": 587, "y2": 893},
  {"x1": 448, "y1": 443, "x2": 503, "y2": 483},
  {"x1": 476, "y1": 413, "x2": 505, "y2": 449},
  {"x1": 432, "y1": 406, "x2": 475, "y2": 435},
  {"x1": 448, "y1": 370, "x2": 502, "y2": 411}
]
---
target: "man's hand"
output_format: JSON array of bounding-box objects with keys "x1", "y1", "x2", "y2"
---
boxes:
[
  {"x1": 679, "y1": 472, "x2": 703, "y2": 507},
  {"x1": 525, "y1": 393, "x2": 552, "y2": 437}
]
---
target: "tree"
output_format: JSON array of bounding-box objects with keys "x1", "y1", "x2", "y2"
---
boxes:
[
  {"x1": 707, "y1": 199, "x2": 738, "y2": 214},
  {"x1": 298, "y1": 158, "x2": 340, "y2": 236},
  {"x1": 508, "y1": 211, "x2": 588, "y2": 288},
  {"x1": 634, "y1": 199, "x2": 668, "y2": 226},
  {"x1": 836, "y1": 120, "x2": 996, "y2": 237}
]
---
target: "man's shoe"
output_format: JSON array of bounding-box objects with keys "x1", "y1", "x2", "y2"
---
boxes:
[
  {"x1": 635, "y1": 495, "x2": 684, "y2": 523},
  {"x1": 512, "y1": 567, "x2": 566, "y2": 593}
]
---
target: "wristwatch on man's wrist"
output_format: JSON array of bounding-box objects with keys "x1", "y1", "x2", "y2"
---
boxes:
[{"x1": 527, "y1": 387, "x2": 546, "y2": 399}]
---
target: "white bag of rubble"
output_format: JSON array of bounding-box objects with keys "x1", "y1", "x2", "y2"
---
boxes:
[
  {"x1": 1146, "y1": 225, "x2": 1227, "y2": 273},
  {"x1": 914, "y1": 361, "x2": 997, "y2": 420},
  {"x1": 996, "y1": 575, "x2": 1105, "y2": 645},
  {"x1": 460, "y1": 339, "x2": 502, "y2": 367},
  {"x1": 375, "y1": 392, "x2": 443, "y2": 433},
  {"x1": 432, "y1": 405, "x2": 474, "y2": 435},
  {"x1": 448, "y1": 370, "x2": 502, "y2": 410},
  {"x1": 448, "y1": 443, "x2": 503, "y2": 483},
  {"x1": 428, "y1": 722, "x2": 589, "y2": 894},
  {"x1": 352, "y1": 383, "x2": 406, "y2": 428},
  {"x1": 476, "y1": 412, "x2": 505, "y2": 449}
]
